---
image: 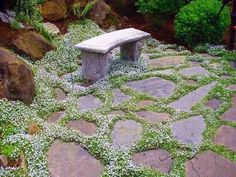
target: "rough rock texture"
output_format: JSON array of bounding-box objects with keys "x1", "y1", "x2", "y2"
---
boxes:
[
  {"x1": 222, "y1": 95, "x2": 236, "y2": 122},
  {"x1": 67, "y1": 119, "x2": 97, "y2": 135},
  {"x1": 132, "y1": 149, "x2": 172, "y2": 173},
  {"x1": 89, "y1": 0, "x2": 111, "y2": 26},
  {"x1": 112, "y1": 89, "x2": 131, "y2": 105},
  {"x1": 47, "y1": 111, "x2": 65, "y2": 124},
  {"x1": 149, "y1": 56, "x2": 185, "y2": 68},
  {"x1": 206, "y1": 99, "x2": 221, "y2": 110},
  {"x1": 111, "y1": 120, "x2": 142, "y2": 148},
  {"x1": 179, "y1": 66, "x2": 209, "y2": 77},
  {"x1": 171, "y1": 115, "x2": 206, "y2": 145},
  {"x1": 126, "y1": 77, "x2": 176, "y2": 99},
  {"x1": 42, "y1": 0, "x2": 68, "y2": 22},
  {"x1": 185, "y1": 151, "x2": 236, "y2": 177},
  {"x1": 77, "y1": 95, "x2": 102, "y2": 112},
  {"x1": 13, "y1": 31, "x2": 55, "y2": 60},
  {"x1": 215, "y1": 125, "x2": 236, "y2": 153},
  {"x1": 0, "y1": 47, "x2": 35, "y2": 105},
  {"x1": 136, "y1": 111, "x2": 171, "y2": 124},
  {"x1": 48, "y1": 140, "x2": 103, "y2": 177},
  {"x1": 170, "y1": 82, "x2": 217, "y2": 112}
]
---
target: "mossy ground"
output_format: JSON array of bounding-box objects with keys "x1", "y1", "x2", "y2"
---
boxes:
[{"x1": 0, "y1": 20, "x2": 236, "y2": 177}]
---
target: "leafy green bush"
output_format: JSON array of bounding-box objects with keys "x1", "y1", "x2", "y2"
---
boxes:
[
  {"x1": 137, "y1": 0, "x2": 186, "y2": 14},
  {"x1": 175, "y1": 0, "x2": 230, "y2": 47}
]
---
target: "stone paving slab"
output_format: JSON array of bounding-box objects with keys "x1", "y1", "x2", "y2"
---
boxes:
[
  {"x1": 136, "y1": 100, "x2": 154, "y2": 109},
  {"x1": 206, "y1": 98, "x2": 221, "y2": 110},
  {"x1": 67, "y1": 119, "x2": 97, "y2": 136},
  {"x1": 227, "y1": 85, "x2": 236, "y2": 91},
  {"x1": 48, "y1": 140, "x2": 103, "y2": 177},
  {"x1": 136, "y1": 111, "x2": 171, "y2": 124},
  {"x1": 55, "y1": 88, "x2": 67, "y2": 101},
  {"x1": 149, "y1": 56, "x2": 185, "y2": 68},
  {"x1": 132, "y1": 149, "x2": 172, "y2": 173},
  {"x1": 47, "y1": 111, "x2": 65, "y2": 124},
  {"x1": 171, "y1": 115, "x2": 206, "y2": 145},
  {"x1": 77, "y1": 95, "x2": 102, "y2": 112},
  {"x1": 185, "y1": 151, "x2": 236, "y2": 177},
  {"x1": 112, "y1": 89, "x2": 132, "y2": 105},
  {"x1": 179, "y1": 66, "x2": 209, "y2": 77},
  {"x1": 108, "y1": 110, "x2": 126, "y2": 116},
  {"x1": 215, "y1": 125, "x2": 236, "y2": 153},
  {"x1": 111, "y1": 120, "x2": 142, "y2": 148},
  {"x1": 170, "y1": 82, "x2": 217, "y2": 112},
  {"x1": 222, "y1": 95, "x2": 236, "y2": 122},
  {"x1": 126, "y1": 77, "x2": 176, "y2": 99}
]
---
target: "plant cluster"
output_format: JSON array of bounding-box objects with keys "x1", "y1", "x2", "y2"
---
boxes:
[
  {"x1": 175, "y1": 0, "x2": 230, "y2": 47},
  {"x1": 72, "y1": 1, "x2": 96, "y2": 20}
]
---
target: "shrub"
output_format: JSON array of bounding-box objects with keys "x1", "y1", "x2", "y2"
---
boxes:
[
  {"x1": 137, "y1": 0, "x2": 186, "y2": 14},
  {"x1": 175, "y1": 0, "x2": 230, "y2": 47}
]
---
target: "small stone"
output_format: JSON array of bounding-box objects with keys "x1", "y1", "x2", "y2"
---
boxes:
[
  {"x1": 222, "y1": 95, "x2": 236, "y2": 122},
  {"x1": 227, "y1": 85, "x2": 236, "y2": 91},
  {"x1": 179, "y1": 66, "x2": 209, "y2": 77},
  {"x1": 67, "y1": 119, "x2": 97, "y2": 136},
  {"x1": 47, "y1": 111, "x2": 65, "y2": 124},
  {"x1": 149, "y1": 56, "x2": 185, "y2": 68},
  {"x1": 171, "y1": 115, "x2": 206, "y2": 145},
  {"x1": 112, "y1": 89, "x2": 132, "y2": 105},
  {"x1": 132, "y1": 149, "x2": 172, "y2": 173},
  {"x1": 126, "y1": 77, "x2": 176, "y2": 99},
  {"x1": 185, "y1": 151, "x2": 236, "y2": 177},
  {"x1": 215, "y1": 125, "x2": 236, "y2": 153},
  {"x1": 28, "y1": 121, "x2": 40, "y2": 135},
  {"x1": 78, "y1": 95, "x2": 102, "y2": 112},
  {"x1": 136, "y1": 111, "x2": 171, "y2": 124},
  {"x1": 48, "y1": 140, "x2": 103, "y2": 177},
  {"x1": 0, "y1": 155, "x2": 8, "y2": 167},
  {"x1": 111, "y1": 120, "x2": 142, "y2": 148},
  {"x1": 206, "y1": 99, "x2": 221, "y2": 110},
  {"x1": 136, "y1": 100, "x2": 154, "y2": 109},
  {"x1": 230, "y1": 61, "x2": 236, "y2": 69},
  {"x1": 43, "y1": 22, "x2": 60, "y2": 35},
  {"x1": 109, "y1": 111, "x2": 126, "y2": 116},
  {"x1": 55, "y1": 88, "x2": 67, "y2": 101},
  {"x1": 170, "y1": 82, "x2": 217, "y2": 112}
]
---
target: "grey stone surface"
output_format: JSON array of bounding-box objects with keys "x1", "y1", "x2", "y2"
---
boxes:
[
  {"x1": 136, "y1": 111, "x2": 171, "y2": 124},
  {"x1": 75, "y1": 28, "x2": 150, "y2": 54},
  {"x1": 149, "y1": 56, "x2": 185, "y2": 68},
  {"x1": 120, "y1": 41, "x2": 141, "y2": 61},
  {"x1": 222, "y1": 95, "x2": 236, "y2": 122},
  {"x1": 55, "y1": 88, "x2": 67, "y2": 101},
  {"x1": 111, "y1": 120, "x2": 142, "y2": 148},
  {"x1": 170, "y1": 82, "x2": 217, "y2": 112},
  {"x1": 179, "y1": 66, "x2": 209, "y2": 77},
  {"x1": 206, "y1": 99, "x2": 221, "y2": 110},
  {"x1": 215, "y1": 125, "x2": 236, "y2": 153},
  {"x1": 185, "y1": 151, "x2": 236, "y2": 177},
  {"x1": 227, "y1": 85, "x2": 236, "y2": 91},
  {"x1": 47, "y1": 111, "x2": 65, "y2": 124},
  {"x1": 136, "y1": 100, "x2": 154, "y2": 109},
  {"x1": 81, "y1": 51, "x2": 111, "y2": 82},
  {"x1": 132, "y1": 149, "x2": 172, "y2": 173},
  {"x1": 48, "y1": 140, "x2": 103, "y2": 177},
  {"x1": 112, "y1": 89, "x2": 132, "y2": 105},
  {"x1": 67, "y1": 119, "x2": 97, "y2": 136},
  {"x1": 171, "y1": 115, "x2": 206, "y2": 145},
  {"x1": 108, "y1": 110, "x2": 126, "y2": 116},
  {"x1": 77, "y1": 95, "x2": 102, "y2": 112},
  {"x1": 126, "y1": 77, "x2": 176, "y2": 99}
]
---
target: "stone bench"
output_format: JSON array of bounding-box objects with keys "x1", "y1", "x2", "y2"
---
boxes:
[{"x1": 75, "y1": 28, "x2": 151, "y2": 82}]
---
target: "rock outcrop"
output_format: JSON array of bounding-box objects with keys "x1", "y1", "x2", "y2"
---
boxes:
[{"x1": 0, "y1": 47, "x2": 35, "y2": 105}]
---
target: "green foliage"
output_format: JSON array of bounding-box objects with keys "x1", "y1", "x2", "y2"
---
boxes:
[
  {"x1": 137, "y1": 0, "x2": 186, "y2": 14},
  {"x1": 10, "y1": 19, "x2": 21, "y2": 30},
  {"x1": 72, "y1": 1, "x2": 96, "y2": 19},
  {"x1": 175, "y1": 0, "x2": 230, "y2": 47}
]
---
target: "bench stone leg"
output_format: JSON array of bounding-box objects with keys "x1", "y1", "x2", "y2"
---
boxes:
[
  {"x1": 81, "y1": 51, "x2": 111, "y2": 82},
  {"x1": 120, "y1": 41, "x2": 141, "y2": 61}
]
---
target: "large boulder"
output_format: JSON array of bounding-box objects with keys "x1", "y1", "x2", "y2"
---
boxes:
[
  {"x1": 89, "y1": 0, "x2": 119, "y2": 27},
  {"x1": 13, "y1": 31, "x2": 55, "y2": 61},
  {"x1": 41, "y1": 0, "x2": 68, "y2": 21},
  {"x1": 0, "y1": 47, "x2": 35, "y2": 105}
]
